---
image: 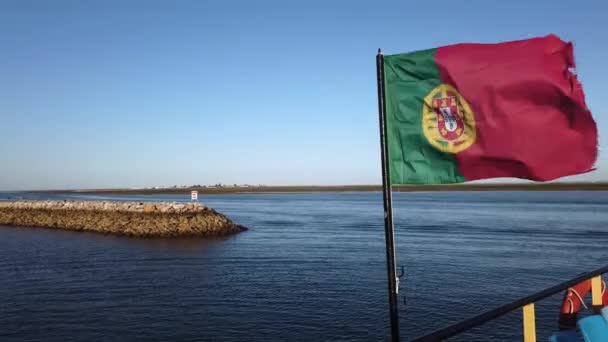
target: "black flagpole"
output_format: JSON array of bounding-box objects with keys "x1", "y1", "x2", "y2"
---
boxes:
[{"x1": 376, "y1": 49, "x2": 401, "y2": 342}]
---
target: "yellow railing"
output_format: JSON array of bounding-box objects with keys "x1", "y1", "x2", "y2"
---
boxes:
[
  {"x1": 522, "y1": 275, "x2": 602, "y2": 342},
  {"x1": 414, "y1": 267, "x2": 608, "y2": 341},
  {"x1": 522, "y1": 302, "x2": 536, "y2": 342}
]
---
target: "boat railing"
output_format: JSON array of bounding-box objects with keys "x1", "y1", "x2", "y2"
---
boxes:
[{"x1": 413, "y1": 265, "x2": 608, "y2": 341}]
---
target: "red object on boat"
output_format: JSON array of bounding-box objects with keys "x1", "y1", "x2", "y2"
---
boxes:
[
  {"x1": 561, "y1": 279, "x2": 608, "y2": 314},
  {"x1": 558, "y1": 279, "x2": 608, "y2": 329}
]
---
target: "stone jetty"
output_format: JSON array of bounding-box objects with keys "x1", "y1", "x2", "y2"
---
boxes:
[{"x1": 0, "y1": 200, "x2": 245, "y2": 237}]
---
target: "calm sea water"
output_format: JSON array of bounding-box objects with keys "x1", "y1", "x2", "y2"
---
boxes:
[{"x1": 0, "y1": 191, "x2": 607, "y2": 341}]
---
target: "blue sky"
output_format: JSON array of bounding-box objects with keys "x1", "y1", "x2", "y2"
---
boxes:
[{"x1": 0, "y1": 0, "x2": 606, "y2": 190}]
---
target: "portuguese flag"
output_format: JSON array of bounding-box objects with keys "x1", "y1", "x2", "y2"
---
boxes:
[{"x1": 383, "y1": 35, "x2": 597, "y2": 184}]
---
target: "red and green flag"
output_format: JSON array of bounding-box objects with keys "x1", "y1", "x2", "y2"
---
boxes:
[{"x1": 383, "y1": 35, "x2": 598, "y2": 184}]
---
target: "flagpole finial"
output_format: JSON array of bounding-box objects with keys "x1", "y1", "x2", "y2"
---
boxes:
[{"x1": 378, "y1": 48, "x2": 382, "y2": 55}]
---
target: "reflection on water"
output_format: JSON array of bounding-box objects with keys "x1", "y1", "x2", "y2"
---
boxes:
[{"x1": 1, "y1": 191, "x2": 607, "y2": 341}]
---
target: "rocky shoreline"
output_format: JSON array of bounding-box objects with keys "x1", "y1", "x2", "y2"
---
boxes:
[{"x1": 0, "y1": 200, "x2": 245, "y2": 237}]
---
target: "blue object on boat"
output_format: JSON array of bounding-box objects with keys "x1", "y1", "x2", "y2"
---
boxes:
[
  {"x1": 602, "y1": 307, "x2": 608, "y2": 323},
  {"x1": 578, "y1": 315, "x2": 608, "y2": 342},
  {"x1": 548, "y1": 329, "x2": 579, "y2": 342}
]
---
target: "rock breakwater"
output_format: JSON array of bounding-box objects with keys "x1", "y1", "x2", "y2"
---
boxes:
[{"x1": 0, "y1": 200, "x2": 245, "y2": 237}]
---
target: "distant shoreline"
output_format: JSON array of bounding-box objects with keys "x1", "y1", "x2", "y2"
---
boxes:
[{"x1": 22, "y1": 183, "x2": 608, "y2": 195}]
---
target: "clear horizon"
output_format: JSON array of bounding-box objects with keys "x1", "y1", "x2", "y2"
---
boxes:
[{"x1": 1, "y1": 0, "x2": 607, "y2": 191}]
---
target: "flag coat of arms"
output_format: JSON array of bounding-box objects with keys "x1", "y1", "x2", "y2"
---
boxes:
[{"x1": 383, "y1": 35, "x2": 598, "y2": 184}]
